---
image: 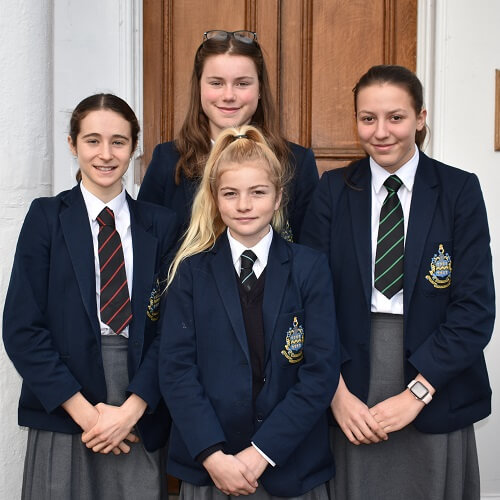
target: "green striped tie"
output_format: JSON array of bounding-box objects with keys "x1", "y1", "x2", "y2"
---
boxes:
[{"x1": 374, "y1": 175, "x2": 404, "y2": 299}]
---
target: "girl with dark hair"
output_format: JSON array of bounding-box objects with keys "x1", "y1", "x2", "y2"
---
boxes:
[
  {"x1": 160, "y1": 125, "x2": 339, "y2": 499},
  {"x1": 302, "y1": 65, "x2": 494, "y2": 499},
  {"x1": 138, "y1": 30, "x2": 318, "y2": 243},
  {"x1": 3, "y1": 93, "x2": 178, "y2": 499}
]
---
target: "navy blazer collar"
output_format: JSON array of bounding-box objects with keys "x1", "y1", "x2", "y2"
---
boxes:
[
  {"x1": 60, "y1": 185, "x2": 158, "y2": 353},
  {"x1": 210, "y1": 232, "x2": 290, "y2": 363},
  {"x1": 347, "y1": 152, "x2": 439, "y2": 312}
]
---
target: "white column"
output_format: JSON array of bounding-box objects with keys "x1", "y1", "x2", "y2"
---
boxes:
[{"x1": 0, "y1": 1, "x2": 53, "y2": 497}]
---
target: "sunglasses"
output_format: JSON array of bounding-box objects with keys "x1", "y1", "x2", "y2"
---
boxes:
[{"x1": 203, "y1": 30, "x2": 258, "y2": 44}]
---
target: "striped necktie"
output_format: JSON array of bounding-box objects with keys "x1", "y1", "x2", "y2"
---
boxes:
[
  {"x1": 374, "y1": 175, "x2": 404, "y2": 299},
  {"x1": 240, "y1": 250, "x2": 257, "y2": 292},
  {"x1": 97, "y1": 207, "x2": 132, "y2": 334}
]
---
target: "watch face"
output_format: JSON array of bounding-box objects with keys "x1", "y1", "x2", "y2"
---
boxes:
[{"x1": 411, "y1": 381, "x2": 429, "y2": 399}]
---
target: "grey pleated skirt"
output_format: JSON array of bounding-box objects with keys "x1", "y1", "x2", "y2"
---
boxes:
[
  {"x1": 22, "y1": 335, "x2": 166, "y2": 500},
  {"x1": 329, "y1": 313, "x2": 480, "y2": 500},
  {"x1": 180, "y1": 481, "x2": 329, "y2": 500}
]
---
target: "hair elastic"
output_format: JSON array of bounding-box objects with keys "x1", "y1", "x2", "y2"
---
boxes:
[{"x1": 233, "y1": 134, "x2": 248, "y2": 140}]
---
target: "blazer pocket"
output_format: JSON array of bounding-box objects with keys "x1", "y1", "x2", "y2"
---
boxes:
[{"x1": 276, "y1": 310, "x2": 305, "y2": 366}]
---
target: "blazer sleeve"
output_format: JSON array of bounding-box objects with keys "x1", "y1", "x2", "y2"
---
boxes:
[
  {"x1": 300, "y1": 172, "x2": 351, "y2": 364},
  {"x1": 289, "y1": 146, "x2": 319, "y2": 242},
  {"x1": 251, "y1": 252, "x2": 340, "y2": 465},
  {"x1": 409, "y1": 173, "x2": 495, "y2": 390},
  {"x1": 2, "y1": 199, "x2": 82, "y2": 413},
  {"x1": 159, "y1": 259, "x2": 227, "y2": 458},
  {"x1": 137, "y1": 143, "x2": 171, "y2": 205},
  {"x1": 127, "y1": 210, "x2": 179, "y2": 410}
]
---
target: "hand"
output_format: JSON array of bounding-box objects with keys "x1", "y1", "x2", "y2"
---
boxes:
[
  {"x1": 331, "y1": 376, "x2": 388, "y2": 445},
  {"x1": 203, "y1": 451, "x2": 258, "y2": 496},
  {"x1": 235, "y1": 446, "x2": 268, "y2": 480},
  {"x1": 369, "y1": 389, "x2": 425, "y2": 434},
  {"x1": 81, "y1": 394, "x2": 147, "y2": 454}
]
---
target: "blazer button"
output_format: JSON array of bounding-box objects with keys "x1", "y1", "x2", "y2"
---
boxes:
[{"x1": 256, "y1": 413, "x2": 264, "y2": 422}]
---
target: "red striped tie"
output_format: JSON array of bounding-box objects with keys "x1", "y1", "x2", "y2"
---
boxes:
[{"x1": 97, "y1": 207, "x2": 132, "y2": 334}]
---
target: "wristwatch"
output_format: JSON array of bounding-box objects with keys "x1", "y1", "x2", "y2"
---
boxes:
[{"x1": 407, "y1": 379, "x2": 432, "y2": 404}]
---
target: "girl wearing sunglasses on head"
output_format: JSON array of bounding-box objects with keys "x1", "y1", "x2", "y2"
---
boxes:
[{"x1": 138, "y1": 30, "x2": 318, "y2": 243}]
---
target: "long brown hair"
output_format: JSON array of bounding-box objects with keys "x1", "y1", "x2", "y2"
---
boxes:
[
  {"x1": 174, "y1": 35, "x2": 289, "y2": 184},
  {"x1": 69, "y1": 94, "x2": 140, "y2": 182}
]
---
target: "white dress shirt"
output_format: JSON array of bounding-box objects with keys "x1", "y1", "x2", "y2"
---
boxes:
[
  {"x1": 370, "y1": 145, "x2": 419, "y2": 315},
  {"x1": 227, "y1": 226, "x2": 273, "y2": 278},
  {"x1": 80, "y1": 183, "x2": 133, "y2": 337}
]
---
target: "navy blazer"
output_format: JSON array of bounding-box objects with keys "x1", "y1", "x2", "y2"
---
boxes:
[
  {"x1": 3, "y1": 185, "x2": 178, "y2": 451},
  {"x1": 138, "y1": 140, "x2": 319, "y2": 242},
  {"x1": 301, "y1": 152, "x2": 495, "y2": 434},
  {"x1": 159, "y1": 233, "x2": 340, "y2": 497}
]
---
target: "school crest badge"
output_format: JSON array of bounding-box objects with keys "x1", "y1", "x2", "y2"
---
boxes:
[
  {"x1": 425, "y1": 244, "x2": 452, "y2": 289},
  {"x1": 281, "y1": 316, "x2": 304, "y2": 363},
  {"x1": 146, "y1": 278, "x2": 161, "y2": 321},
  {"x1": 280, "y1": 220, "x2": 294, "y2": 243}
]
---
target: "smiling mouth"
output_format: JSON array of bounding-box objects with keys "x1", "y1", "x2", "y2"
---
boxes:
[
  {"x1": 217, "y1": 107, "x2": 240, "y2": 113},
  {"x1": 93, "y1": 165, "x2": 117, "y2": 172}
]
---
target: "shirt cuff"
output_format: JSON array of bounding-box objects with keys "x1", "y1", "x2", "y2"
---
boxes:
[{"x1": 251, "y1": 441, "x2": 276, "y2": 467}]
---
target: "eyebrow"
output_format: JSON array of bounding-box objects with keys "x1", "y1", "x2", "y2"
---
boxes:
[
  {"x1": 81, "y1": 133, "x2": 130, "y2": 141},
  {"x1": 358, "y1": 108, "x2": 408, "y2": 114},
  {"x1": 220, "y1": 184, "x2": 270, "y2": 190},
  {"x1": 205, "y1": 75, "x2": 256, "y2": 80}
]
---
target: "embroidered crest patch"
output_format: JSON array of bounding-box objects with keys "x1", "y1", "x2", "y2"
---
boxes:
[
  {"x1": 146, "y1": 278, "x2": 161, "y2": 321},
  {"x1": 425, "y1": 244, "x2": 452, "y2": 289},
  {"x1": 281, "y1": 316, "x2": 304, "y2": 363}
]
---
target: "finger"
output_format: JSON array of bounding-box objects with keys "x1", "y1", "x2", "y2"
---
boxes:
[
  {"x1": 92, "y1": 442, "x2": 108, "y2": 453},
  {"x1": 112, "y1": 447, "x2": 121, "y2": 456},
  {"x1": 350, "y1": 424, "x2": 372, "y2": 444},
  {"x1": 118, "y1": 441, "x2": 131, "y2": 454},
  {"x1": 240, "y1": 467, "x2": 258, "y2": 488},
  {"x1": 101, "y1": 443, "x2": 117, "y2": 454},
  {"x1": 125, "y1": 432, "x2": 139, "y2": 443},
  {"x1": 366, "y1": 413, "x2": 389, "y2": 441},
  {"x1": 343, "y1": 427, "x2": 361, "y2": 445}
]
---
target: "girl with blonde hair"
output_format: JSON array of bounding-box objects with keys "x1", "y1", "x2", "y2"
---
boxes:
[{"x1": 160, "y1": 125, "x2": 340, "y2": 499}]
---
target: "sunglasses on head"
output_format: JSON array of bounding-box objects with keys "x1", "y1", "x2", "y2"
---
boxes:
[{"x1": 203, "y1": 30, "x2": 258, "y2": 44}]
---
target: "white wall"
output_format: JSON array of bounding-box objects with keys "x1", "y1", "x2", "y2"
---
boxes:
[
  {"x1": 53, "y1": 0, "x2": 142, "y2": 197},
  {"x1": 0, "y1": 1, "x2": 53, "y2": 498},
  {"x1": 418, "y1": 0, "x2": 500, "y2": 496},
  {"x1": 440, "y1": 0, "x2": 500, "y2": 495}
]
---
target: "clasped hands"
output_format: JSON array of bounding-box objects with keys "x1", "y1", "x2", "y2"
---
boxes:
[
  {"x1": 331, "y1": 376, "x2": 429, "y2": 446},
  {"x1": 63, "y1": 392, "x2": 146, "y2": 456},
  {"x1": 203, "y1": 446, "x2": 268, "y2": 496},
  {"x1": 81, "y1": 400, "x2": 142, "y2": 455}
]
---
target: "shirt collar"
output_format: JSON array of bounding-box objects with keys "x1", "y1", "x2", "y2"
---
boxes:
[
  {"x1": 227, "y1": 226, "x2": 274, "y2": 269},
  {"x1": 370, "y1": 144, "x2": 419, "y2": 195},
  {"x1": 80, "y1": 182, "x2": 127, "y2": 221}
]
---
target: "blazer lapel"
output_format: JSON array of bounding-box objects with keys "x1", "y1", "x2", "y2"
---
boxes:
[
  {"x1": 348, "y1": 161, "x2": 373, "y2": 308},
  {"x1": 262, "y1": 235, "x2": 290, "y2": 362},
  {"x1": 59, "y1": 186, "x2": 100, "y2": 338},
  {"x1": 210, "y1": 234, "x2": 250, "y2": 363},
  {"x1": 128, "y1": 196, "x2": 158, "y2": 352},
  {"x1": 404, "y1": 152, "x2": 439, "y2": 313}
]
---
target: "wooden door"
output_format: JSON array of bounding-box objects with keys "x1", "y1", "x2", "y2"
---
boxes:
[{"x1": 143, "y1": 0, "x2": 416, "y2": 175}]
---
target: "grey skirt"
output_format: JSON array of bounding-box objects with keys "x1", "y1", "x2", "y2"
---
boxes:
[
  {"x1": 22, "y1": 335, "x2": 166, "y2": 500},
  {"x1": 180, "y1": 481, "x2": 329, "y2": 500},
  {"x1": 329, "y1": 313, "x2": 480, "y2": 500}
]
